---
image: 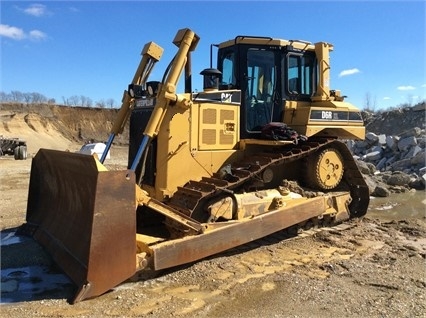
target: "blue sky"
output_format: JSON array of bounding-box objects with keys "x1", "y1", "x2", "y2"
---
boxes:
[{"x1": 1, "y1": 0, "x2": 425, "y2": 110}]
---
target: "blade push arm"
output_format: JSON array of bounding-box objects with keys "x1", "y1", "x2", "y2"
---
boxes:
[
  {"x1": 100, "y1": 42, "x2": 164, "y2": 163},
  {"x1": 130, "y1": 28, "x2": 199, "y2": 171}
]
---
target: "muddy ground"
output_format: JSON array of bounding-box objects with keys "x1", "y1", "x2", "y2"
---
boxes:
[{"x1": 1, "y1": 149, "x2": 425, "y2": 318}]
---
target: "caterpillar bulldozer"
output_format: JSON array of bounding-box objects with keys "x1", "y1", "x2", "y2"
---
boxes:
[{"x1": 20, "y1": 28, "x2": 369, "y2": 303}]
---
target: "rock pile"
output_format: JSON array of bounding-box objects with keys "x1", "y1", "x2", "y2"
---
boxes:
[{"x1": 347, "y1": 127, "x2": 426, "y2": 197}]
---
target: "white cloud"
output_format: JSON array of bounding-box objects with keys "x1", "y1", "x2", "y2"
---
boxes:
[
  {"x1": 68, "y1": 6, "x2": 79, "y2": 13},
  {"x1": 338, "y1": 68, "x2": 360, "y2": 77},
  {"x1": 29, "y1": 29, "x2": 47, "y2": 41},
  {"x1": 383, "y1": 97, "x2": 391, "y2": 100},
  {"x1": 24, "y1": 4, "x2": 48, "y2": 17},
  {"x1": 0, "y1": 24, "x2": 25, "y2": 40},
  {"x1": 421, "y1": 84, "x2": 426, "y2": 88},
  {"x1": 0, "y1": 24, "x2": 47, "y2": 41},
  {"x1": 397, "y1": 85, "x2": 416, "y2": 91}
]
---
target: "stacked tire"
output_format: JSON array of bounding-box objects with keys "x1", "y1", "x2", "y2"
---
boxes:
[{"x1": 14, "y1": 145, "x2": 27, "y2": 160}]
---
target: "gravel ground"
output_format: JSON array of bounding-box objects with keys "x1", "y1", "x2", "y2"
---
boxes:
[{"x1": 1, "y1": 149, "x2": 425, "y2": 317}]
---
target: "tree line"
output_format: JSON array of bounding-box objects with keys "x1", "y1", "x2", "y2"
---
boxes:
[{"x1": 0, "y1": 90, "x2": 116, "y2": 108}]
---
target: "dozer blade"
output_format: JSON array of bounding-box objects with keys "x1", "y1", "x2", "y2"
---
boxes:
[{"x1": 22, "y1": 149, "x2": 136, "y2": 303}]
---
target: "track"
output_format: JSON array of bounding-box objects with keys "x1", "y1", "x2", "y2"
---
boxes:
[{"x1": 167, "y1": 138, "x2": 370, "y2": 221}]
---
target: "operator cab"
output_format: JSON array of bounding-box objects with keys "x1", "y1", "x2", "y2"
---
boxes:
[{"x1": 216, "y1": 36, "x2": 317, "y2": 139}]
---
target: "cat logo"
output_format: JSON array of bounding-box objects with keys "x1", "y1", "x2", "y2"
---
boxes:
[
  {"x1": 221, "y1": 93, "x2": 232, "y2": 103},
  {"x1": 322, "y1": 111, "x2": 333, "y2": 119}
]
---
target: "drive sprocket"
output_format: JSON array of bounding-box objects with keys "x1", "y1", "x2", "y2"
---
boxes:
[{"x1": 305, "y1": 147, "x2": 344, "y2": 190}]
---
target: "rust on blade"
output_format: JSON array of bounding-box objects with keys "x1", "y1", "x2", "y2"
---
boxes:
[{"x1": 23, "y1": 149, "x2": 137, "y2": 303}]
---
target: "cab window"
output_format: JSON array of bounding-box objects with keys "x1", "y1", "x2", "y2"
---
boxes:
[
  {"x1": 286, "y1": 54, "x2": 315, "y2": 96},
  {"x1": 219, "y1": 50, "x2": 236, "y2": 88}
]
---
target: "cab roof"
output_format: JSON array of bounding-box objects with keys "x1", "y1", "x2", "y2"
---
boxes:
[{"x1": 218, "y1": 36, "x2": 333, "y2": 52}]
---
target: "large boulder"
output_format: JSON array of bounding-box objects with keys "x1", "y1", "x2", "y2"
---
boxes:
[
  {"x1": 356, "y1": 160, "x2": 375, "y2": 175},
  {"x1": 382, "y1": 171, "x2": 412, "y2": 186},
  {"x1": 398, "y1": 136, "x2": 417, "y2": 152},
  {"x1": 372, "y1": 184, "x2": 391, "y2": 197}
]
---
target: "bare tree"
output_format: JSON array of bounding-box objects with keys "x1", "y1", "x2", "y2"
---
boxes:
[
  {"x1": 62, "y1": 96, "x2": 69, "y2": 106},
  {"x1": 364, "y1": 92, "x2": 377, "y2": 111},
  {"x1": 80, "y1": 95, "x2": 93, "y2": 107},
  {"x1": 0, "y1": 91, "x2": 9, "y2": 102},
  {"x1": 31, "y1": 92, "x2": 47, "y2": 104},
  {"x1": 10, "y1": 91, "x2": 24, "y2": 102},
  {"x1": 406, "y1": 94, "x2": 416, "y2": 106},
  {"x1": 1, "y1": 90, "x2": 112, "y2": 109},
  {"x1": 68, "y1": 95, "x2": 80, "y2": 106},
  {"x1": 23, "y1": 93, "x2": 32, "y2": 105},
  {"x1": 96, "y1": 99, "x2": 106, "y2": 108},
  {"x1": 106, "y1": 98, "x2": 115, "y2": 108},
  {"x1": 86, "y1": 97, "x2": 93, "y2": 107},
  {"x1": 80, "y1": 95, "x2": 87, "y2": 107},
  {"x1": 81, "y1": 95, "x2": 93, "y2": 107}
]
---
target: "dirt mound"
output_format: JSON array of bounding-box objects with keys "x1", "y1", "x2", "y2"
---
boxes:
[
  {"x1": 362, "y1": 103, "x2": 425, "y2": 136},
  {"x1": 0, "y1": 103, "x2": 128, "y2": 155},
  {"x1": 1, "y1": 111, "x2": 74, "y2": 154}
]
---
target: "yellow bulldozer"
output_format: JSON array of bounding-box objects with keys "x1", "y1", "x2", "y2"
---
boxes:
[{"x1": 20, "y1": 28, "x2": 369, "y2": 303}]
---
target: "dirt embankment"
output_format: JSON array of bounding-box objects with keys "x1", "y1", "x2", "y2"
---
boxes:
[{"x1": 0, "y1": 103, "x2": 129, "y2": 155}]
